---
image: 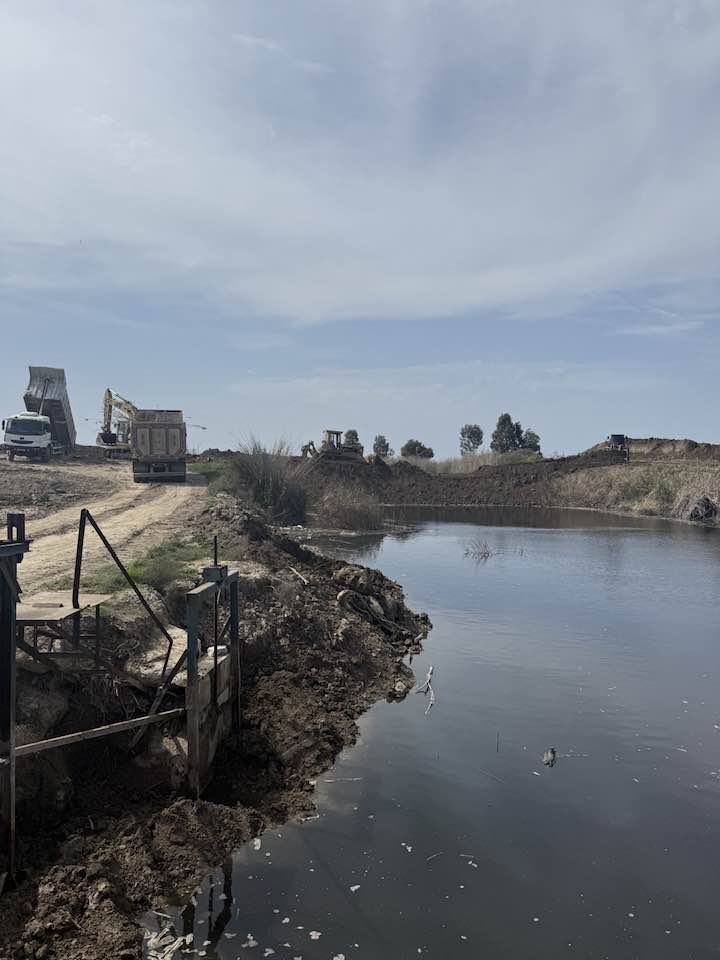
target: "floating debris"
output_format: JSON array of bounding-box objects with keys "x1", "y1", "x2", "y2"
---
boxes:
[
  {"x1": 309, "y1": 931, "x2": 322, "y2": 940},
  {"x1": 543, "y1": 748, "x2": 557, "y2": 767},
  {"x1": 252, "y1": 838, "x2": 262, "y2": 851},
  {"x1": 350, "y1": 884, "x2": 361, "y2": 892}
]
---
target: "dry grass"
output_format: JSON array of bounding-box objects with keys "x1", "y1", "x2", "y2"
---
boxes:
[
  {"x1": 551, "y1": 463, "x2": 720, "y2": 519},
  {"x1": 402, "y1": 450, "x2": 541, "y2": 475},
  {"x1": 229, "y1": 439, "x2": 310, "y2": 524}
]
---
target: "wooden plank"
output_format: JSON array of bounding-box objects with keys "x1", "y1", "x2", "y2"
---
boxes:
[{"x1": 15, "y1": 708, "x2": 185, "y2": 758}]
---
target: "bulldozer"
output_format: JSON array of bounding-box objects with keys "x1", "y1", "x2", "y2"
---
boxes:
[
  {"x1": 96, "y1": 388, "x2": 137, "y2": 458},
  {"x1": 302, "y1": 429, "x2": 364, "y2": 462}
]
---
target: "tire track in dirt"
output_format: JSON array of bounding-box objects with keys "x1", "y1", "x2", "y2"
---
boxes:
[{"x1": 19, "y1": 478, "x2": 206, "y2": 591}]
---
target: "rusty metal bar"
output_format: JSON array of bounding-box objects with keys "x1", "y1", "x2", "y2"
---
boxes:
[
  {"x1": 15, "y1": 708, "x2": 185, "y2": 758},
  {"x1": 82, "y1": 510, "x2": 176, "y2": 677},
  {"x1": 128, "y1": 649, "x2": 188, "y2": 751},
  {"x1": 186, "y1": 595, "x2": 201, "y2": 799},
  {"x1": 71, "y1": 509, "x2": 87, "y2": 609},
  {"x1": 229, "y1": 577, "x2": 240, "y2": 735}
]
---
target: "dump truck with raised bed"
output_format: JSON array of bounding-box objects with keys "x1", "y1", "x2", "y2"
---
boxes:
[
  {"x1": 130, "y1": 409, "x2": 187, "y2": 482},
  {"x1": 2, "y1": 367, "x2": 76, "y2": 461}
]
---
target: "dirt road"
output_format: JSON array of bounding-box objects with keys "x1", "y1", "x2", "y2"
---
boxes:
[{"x1": 7, "y1": 463, "x2": 207, "y2": 590}]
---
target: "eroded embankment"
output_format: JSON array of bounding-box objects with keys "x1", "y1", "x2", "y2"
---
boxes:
[
  {"x1": 0, "y1": 495, "x2": 429, "y2": 960},
  {"x1": 303, "y1": 452, "x2": 720, "y2": 523}
]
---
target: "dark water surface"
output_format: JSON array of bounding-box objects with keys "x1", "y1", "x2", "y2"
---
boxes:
[{"x1": 152, "y1": 508, "x2": 720, "y2": 959}]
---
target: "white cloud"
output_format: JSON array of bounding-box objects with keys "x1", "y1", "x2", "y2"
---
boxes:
[
  {"x1": 615, "y1": 320, "x2": 704, "y2": 336},
  {"x1": 0, "y1": 1, "x2": 719, "y2": 327},
  {"x1": 232, "y1": 32, "x2": 282, "y2": 53}
]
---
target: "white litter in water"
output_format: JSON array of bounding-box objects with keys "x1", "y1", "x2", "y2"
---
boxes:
[
  {"x1": 333, "y1": 955, "x2": 346, "y2": 960},
  {"x1": 252, "y1": 839, "x2": 262, "y2": 850},
  {"x1": 533, "y1": 917, "x2": 540, "y2": 923},
  {"x1": 468, "y1": 862, "x2": 478, "y2": 868},
  {"x1": 263, "y1": 950, "x2": 275, "y2": 957},
  {"x1": 203, "y1": 940, "x2": 211, "y2": 947},
  {"x1": 219, "y1": 893, "x2": 228, "y2": 901},
  {"x1": 632, "y1": 778, "x2": 640, "y2": 783},
  {"x1": 241, "y1": 935, "x2": 259, "y2": 948},
  {"x1": 350, "y1": 885, "x2": 361, "y2": 892},
  {"x1": 532, "y1": 771, "x2": 541, "y2": 777},
  {"x1": 282, "y1": 917, "x2": 290, "y2": 924},
  {"x1": 309, "y1": 931, "x2": 322, "y2": 940},
  {"x1": 273, "y1": 909, "x2": 279, "y2": 914},
  {"x1": 184, "y1": 934, "x2": 194, "y2": 945},
  {"x1": 265, "y1": 852, "x2": 272, "y2": 857},
  {"x1": 224, "y1": 932, "x2": 237, "y2": 939},
  {"x1": 460, "y1": 935, "x2": 468, "y2": 940},
  {"x1": 628, "y1": 913, "x2": 635, "y2": 918},
  {"x1": 401, "y1": 843, "x2": 413, "y2": 853}
]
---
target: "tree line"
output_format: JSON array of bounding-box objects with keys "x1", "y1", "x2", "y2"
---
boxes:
[{"x1": 343, "y1": 414, "x2": 541, "y2": 461}]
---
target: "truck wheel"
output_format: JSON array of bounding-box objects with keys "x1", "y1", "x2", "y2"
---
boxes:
[
  {"x1": 42, "y1": 448, "x2": 51, "y2": 463},
  {"x1": 8, "y1": 451, "x2": 15, "y2": 462}
]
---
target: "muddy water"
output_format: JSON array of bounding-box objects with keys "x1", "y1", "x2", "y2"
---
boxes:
[{"x1": 150, "y1": 508, "x2": 720, "y2": 959}]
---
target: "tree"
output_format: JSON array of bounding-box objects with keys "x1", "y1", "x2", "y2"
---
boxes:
[
  {"x1": 490, "y1": 413, "x2": 518, "y2": 453},
  {"x1": 460, "y1": 423, "x2": 484, "y2": 456},
  {"x1": 344, "y1": 429, "x2": 360, "y2": 445},
  {"x1": 401, "y1": 438, "x2": 434, "y2": 459},
  {"x1": 522, "y1": 429, "x2": 541, "y2": 452},
  {"x1": 373, "y1": 434, "x2": 393, "y2": 457},
  {"x1": 490, "y1": 413, "x2": 541, "y2": 454}
]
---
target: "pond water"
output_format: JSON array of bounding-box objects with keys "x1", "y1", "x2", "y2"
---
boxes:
[{"x1": 151, "y1": 508, "x2": 720, "y2": 959}]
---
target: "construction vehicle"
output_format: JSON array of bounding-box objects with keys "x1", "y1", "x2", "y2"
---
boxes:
[
  {"x1": 2, "y1": 367, "x2": 76, "y2": 461},
  {"x1": 302, "y1": 429, "x2": 364, "y2": 462},
  {"x1": 131, "y1": 409, "x2": 187, "y2": 482},
  {"x1": 96, "y1": 389, "x2": 138, "y2": 458},
  {"x1": 607, "y1": 434, "x2": 627, "y2": 451}
]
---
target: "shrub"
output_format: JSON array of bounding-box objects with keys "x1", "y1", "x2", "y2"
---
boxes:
[
  {"x1": 229, "y1": 438, "x2": 308, "y2": 524},
  {"x1": 401, "y1": 438, "x2": 434, "y2": 459}
]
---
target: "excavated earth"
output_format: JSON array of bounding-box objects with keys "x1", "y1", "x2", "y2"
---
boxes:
[{"x1": 0, "y1": 495, "x2": 429, "y2": 960}]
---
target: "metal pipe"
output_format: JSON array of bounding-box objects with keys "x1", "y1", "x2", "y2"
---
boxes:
[{"x1": 71, "y1": 509, "x2": 87, "y2": 610}]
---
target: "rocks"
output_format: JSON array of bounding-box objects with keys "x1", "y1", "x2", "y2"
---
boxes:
[{"x1": 688, "y1": 496, "x2": 718, "y2": 522}]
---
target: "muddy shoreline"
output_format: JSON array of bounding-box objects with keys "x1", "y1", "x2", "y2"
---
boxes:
[{"x1": 0, "y1": 495, "x2": 429, "y2": 960}]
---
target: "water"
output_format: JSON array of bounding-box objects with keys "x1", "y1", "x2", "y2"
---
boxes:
[{"x1": 152, "y1": 508, "x2": 720, "y2": 959}]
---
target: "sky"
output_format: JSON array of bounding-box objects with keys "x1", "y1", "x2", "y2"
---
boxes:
[{"x1": 1, "y1": 0, "x2": 719, "y2": 457}]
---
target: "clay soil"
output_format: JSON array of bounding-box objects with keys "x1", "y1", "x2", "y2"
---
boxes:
[{"x1": 0, "y1": 495, "x2": 429, "y2": 960}]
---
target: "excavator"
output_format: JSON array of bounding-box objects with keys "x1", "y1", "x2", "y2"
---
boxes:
[{"x1": 96, "y1": 388, "x2": 137, "y2": 458}]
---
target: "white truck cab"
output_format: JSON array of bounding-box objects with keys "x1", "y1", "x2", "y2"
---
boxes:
[{"x1": 2, "y1": 412, "x2": 54, "y2": 461}]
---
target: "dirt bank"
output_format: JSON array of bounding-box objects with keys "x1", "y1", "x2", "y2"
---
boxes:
[
  {"x1": 0, "y1": 495, "x2": 429, "y2": 960},
  {"x1": 299, "y1": 451, "x2": 720, "y2": 524}
]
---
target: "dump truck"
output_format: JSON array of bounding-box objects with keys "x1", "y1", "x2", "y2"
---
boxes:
[
  {"x1": 131, "y1": 409, "x2": 187, "y2": 482},
  {"x1": 2, "y1": 367, "x2": 76, "y2": 461}
]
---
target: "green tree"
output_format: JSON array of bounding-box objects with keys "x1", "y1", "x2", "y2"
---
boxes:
[
  {"x1": 344, "y1": 429, "x2": 360, "y2": 445},
  {"x1": 401, "y1": 438, "x2": 434, "y2": 459},
  {"x1": 373, "y1": 434, "x2": 393, "y2": 457},
  {"x1": 522, "y1": 429, "x2": 541, "y2": 453},
  {"x1": 490, "y1": 413, "x2": 541, "y2": 454},
  {"x1": 460, "y1": 423, "x2": 484, "y2": 455},
  {"x1": 490, "y1": 413, "x2": 518, "y2": 453}
]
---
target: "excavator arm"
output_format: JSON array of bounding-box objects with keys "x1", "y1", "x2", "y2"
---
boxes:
[{"x1": 98, "y1": 389, "x2": 138, "y2": 446}]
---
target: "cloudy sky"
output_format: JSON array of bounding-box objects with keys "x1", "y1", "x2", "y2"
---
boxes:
[{"x1": 1, "y1": 0, "x2": 719, "y2": 455}]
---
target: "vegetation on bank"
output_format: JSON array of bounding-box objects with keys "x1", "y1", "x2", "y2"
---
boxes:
[
  {"x1": 403, "y1": 449, "x2": 541, "y2": 474},
  {"x1": 53, "y1": 535, "x2": 211, "y2": 594},
  {"x1": 551, "y1": 462, "x2": 720, "y2": 520}
]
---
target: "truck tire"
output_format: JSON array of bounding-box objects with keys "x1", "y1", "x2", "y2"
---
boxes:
[
  {"x1": 42, "y1": 448, "x2": 51, "y2": 463},
  {"x1": 8, "y1": 451, "x2": 15, "y2": 462}
]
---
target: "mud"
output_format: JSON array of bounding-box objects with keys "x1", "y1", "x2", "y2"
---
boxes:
[{"x1": 0, "y1": 495, "x2": 429, "y2": 960}]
